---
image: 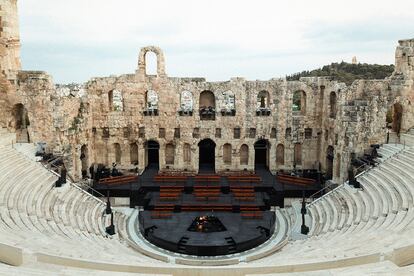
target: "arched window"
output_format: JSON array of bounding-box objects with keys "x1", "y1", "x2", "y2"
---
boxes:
[
  {"x1": 146, "y1": 90, "x2": 158, "y2": 111},
  {"x1": 13, "y1": 103, "x2": 30, "y2": 130},
  {"x1": 294, "y1": 143, "x2": 302, "y2": 165},
  {"x1": 292, "y1": 90, "x2": 306, "y2": 115},
  {"x1": 223, "y1": 143, "x2": 232, "y2": 164},
  {"x1": 165, "y1": 143, "x2": 175, "y2": 165},
  {"x1": 109, "y1": 90, "x2": 124, "y2": 112},
  {"x1": 114, "y1": 143, "x2": 122, "y2": 164},
  {"x1": 145, "y1": 51, "x2": 158, "y2": 75},
  {"x1": 285, "y1": 128, "x2": 291, "y2": 139},
  {"x1": 276, "y1": 144, "x2": 284, "y2": 165},
  {"x1": 199, "y1": 90, "x2": 216, "y2": 120},
  {"x1": 138, "y1": 46, "x2": 166, "y2": 76},
  {"x1": 257, "y1": 90, "x2": 270, "y2": 109},
  {"x1": 108, "y1": 90, "x2": 113, "y2": 111},
  {"x1": 183, "y1": 143, "x2": 191, "y2": 163},
  {"x1": 130, "y1": 142, "x2": 138, "y2": 165},
  {"x1": 329, "y1": 92, "x2": 337, "y2": 118},
  {"x1": 221, "y1": 90, "x2": 235, "y2": 111},
  {"x1": 240, "y1": 144, "x2": 249, "y2": 165},
  {"x1": 180, "y1": 91, "x2": 193, "y2": 112},
  {"x1": 12, "y1": 103, "x2": 30, "y2": 143}
]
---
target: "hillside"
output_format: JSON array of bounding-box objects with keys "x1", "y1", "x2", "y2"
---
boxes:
[{"x1": 286, "y1": 62, "x2": 395, "y2": 85}]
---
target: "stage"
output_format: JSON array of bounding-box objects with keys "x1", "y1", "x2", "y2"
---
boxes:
[{"x1": 139, "y1": 211, "x2": 276, "y2": 256}]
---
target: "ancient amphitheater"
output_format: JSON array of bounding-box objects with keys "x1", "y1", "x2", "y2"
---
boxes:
[{"x1": 2, "y1": 0, "x2": 414, "y2": 275}]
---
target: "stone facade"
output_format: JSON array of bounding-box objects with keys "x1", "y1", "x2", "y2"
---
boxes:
[{"x1": 1, "y1": 0, "x2": 414, "y2": 185}]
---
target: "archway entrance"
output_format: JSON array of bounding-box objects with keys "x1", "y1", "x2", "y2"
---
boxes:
[
  {"x1": 254, "y1": 139, "x2": 269, "y2": 170},
  {"x1": 326, "y1": 146, "x2": 334, "y2": 180},
  {"x1": 12, "y1": 103, "x2": 30, "y2": 143},
  {"x1": 146, "y1": 140, "x2": 160, "y2": 169},
  {"x1": 198, "y1": 139, "x2": 216, "y2": 172}
]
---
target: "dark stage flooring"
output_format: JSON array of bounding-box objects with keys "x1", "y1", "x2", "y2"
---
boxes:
[{"x1": 139, "y1": 211, "x2": 276, "y2": 256}]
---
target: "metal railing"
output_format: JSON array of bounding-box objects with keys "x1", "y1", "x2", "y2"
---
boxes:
[
  {"x1": 46, "y1": 162, "x2": 106, "y2": 205},
  {"x1": 307, "y1": 145, "x2": 406, "y2": 207}
]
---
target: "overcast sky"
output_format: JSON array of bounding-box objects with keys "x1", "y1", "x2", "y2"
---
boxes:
[{"x1": 19, "y1": 0, "x2": 414, "y2": 84}]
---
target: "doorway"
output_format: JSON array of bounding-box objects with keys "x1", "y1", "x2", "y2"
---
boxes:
[
  {"x1": 254, "y1": 139, "x2": 269, "y2": 170},
  {"x1": 198, "y1": 139, "x2": 216, "y2": 172},
  {"x1": 146, "y1": 140, "x2": 160, "y2": 169}
]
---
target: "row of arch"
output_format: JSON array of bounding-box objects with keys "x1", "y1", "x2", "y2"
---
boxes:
[
  {"x1": 80, "y1": 140, "x2": 302, "y2": 171},
  {"x1": 106, "y1": 89, "x2": 338, "y2": 117}
]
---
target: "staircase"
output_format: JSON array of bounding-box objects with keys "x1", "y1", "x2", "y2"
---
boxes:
[
  {"x1": 177, "y1": 236, "x2": 189, "y2": 253},
  {"x1": 225, "y1": 236, "x2": 237, "y2": 254}
]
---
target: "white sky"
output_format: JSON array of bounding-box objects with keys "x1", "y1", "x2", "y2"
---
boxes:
[{"x1": 19, "y1": 0, "x2": 414, "y2": 84}]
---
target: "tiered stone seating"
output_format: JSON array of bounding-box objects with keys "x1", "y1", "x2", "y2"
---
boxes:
[
  {"x1": 0, "y1": 128, "x2": 16, "y2": 147},
  {"x1": 401, "y1": 128, "x2": 414, "y2": 147},
  {"x1": 3, "y1": 127, "x2": 414, "y2": 275},
  {"x1": 0, "y1": 131, "x2": 165, "y2": 268},
  {"x1": 265, "y1": 143, "x2": 414, "y2": 266}
]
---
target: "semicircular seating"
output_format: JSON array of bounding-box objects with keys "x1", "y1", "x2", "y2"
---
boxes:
[{"x1": 2, "y1": 127, "x2": 414, "y2": 275}]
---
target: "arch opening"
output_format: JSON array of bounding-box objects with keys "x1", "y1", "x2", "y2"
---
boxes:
[
  {"x1": 130, "y1": 142, "x2": 139, "y2": 165},
  {"x1": 145, "y1": 51, "x2": 158, "y2": 76},
  {"x1": 180, "y1": 91, "x2": 194, "y2": 113},
  {"x1": 113, "y1": 143, "x2": 122, "y2": 164},
  {"x1": 12, "y1": 103, "x2": 30, "y2": 142},
  {"x1": 326, "y1": 145, "x2": 334, "y2": 180},
  {"x1": 294, "y1": 143, "x2": 302, "y2": 166},
  {"x1": 276, "y1": 144, "x2": 285, "y2": 166},
  {"x1": 146, "y1": 140, "x2": 160, "y2": 169},
  {"x1": 223, "y1": 143, "x2": 232, "y2": 165},
  {"x1": 329, "y1": 92, "x2": 337, "y2": 118},
  {"x1": 336, "y1": 153, "x2": 341, "y2": 178},
  {"x1": 165, "y1": 143, "x2": 175, "y2": 165},
  {"x1": 292, "y1": 91, "x2": 306, "y2": 115},
  {"x1": 198, "y1": 139, "x2": 216, "y2": 172},
  {"x1": 254, "y1": 139, "x2": 269, "y2": 170},
  {"x1": 183, "y1": 143, "x2": 191, "y2": 163},
  {"x1": 240, "y1": 144, "x2": 249, "y2": 166},
  {"x1": 80, "y1": 145, "x2": 88, "y2": 178},
  {"x1": 199, "y1": 91, "x2": 216, "y2": 120},
  {"x1": 392, "y1": 103, "x2": 403, "y2": 134}
]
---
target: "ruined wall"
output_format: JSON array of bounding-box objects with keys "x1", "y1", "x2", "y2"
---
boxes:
[
  {"x1": 0, "y1": 0, "x2": 20, "y2": 128},
  {"x1": 392, "y1": 39, "x2": 414, "y2": 132},
  {"x1": 0, "y1": 0, "x2": 20, "y2": 81},
  {"x1": 1, "y1": 0, "x2": 413, "y2": 184}
]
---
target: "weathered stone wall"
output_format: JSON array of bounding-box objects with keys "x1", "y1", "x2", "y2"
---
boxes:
[
  {"x1": 0, "y1": 0, "x2": 20, "y2": 81},
  {"x1": 1, "y1": 1, "x2": 414, "y2": 184}
]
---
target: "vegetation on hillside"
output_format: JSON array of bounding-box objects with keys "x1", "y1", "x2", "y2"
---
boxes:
[{"x1": 286, "y1": 62, "x2": 395, "y2": 85}]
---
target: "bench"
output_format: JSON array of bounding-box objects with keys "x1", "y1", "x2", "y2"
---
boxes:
[
  {"x1": 227, "y1": 175, "x2": 261, "y2": 183},
  {"x1": 181, "y1": 204, "x2": 232, "y2": 212},
  {"x1": 194, "y1": 175, "x2": 221, "y2": 183},
  {"x1": 151, "y1": 211, "x2": 173, "y2": 219},
  {"x1": 98, "y1": 175, "x2": 138, "y2": 185},
  {"x1": 276, "y1": 173, "x2": 316, "y2": 186},
  {"x1": 241, "y1": 212, "x2": 263, "y2": 219},
  {"x1": 154, "y1": 175, "x2": 187, "y2": 183},
  {"x1": 240, "y1": 206, "x2": 261, "y2": 212}
]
